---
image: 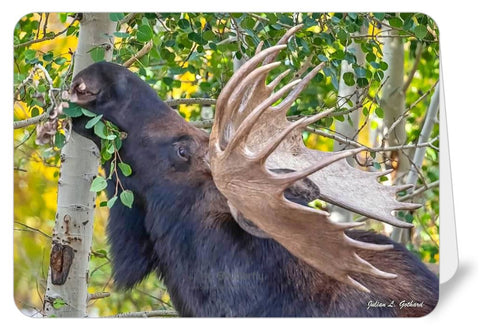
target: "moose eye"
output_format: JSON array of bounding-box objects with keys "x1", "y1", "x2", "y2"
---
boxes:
[{"x1": 177, "y1": 146, "x2": 188, "y2": 160}]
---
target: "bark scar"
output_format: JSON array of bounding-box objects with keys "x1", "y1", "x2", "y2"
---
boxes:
[{"x1": 50, "y1": 241, "x2": 75, "y2": 285}]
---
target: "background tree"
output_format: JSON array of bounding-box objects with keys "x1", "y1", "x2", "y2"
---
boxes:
[{"x1": 13, "y1": 12, "x2": 439, "y2": 317}]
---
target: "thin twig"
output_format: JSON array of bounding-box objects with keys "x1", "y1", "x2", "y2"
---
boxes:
[
  {"x1": 384, "y1": 80, "x2": 439, "y2": 142},
  {"x1": 403, "y1": 43, "x2": 424, "y2": 93},
  {"x1": 400, "y1": 180, "x2": 439, "y2": 201},
  {"x1": 110, "y1": 310, "x2": 178, "y2": 318},
  {"x1": 87, "y1": 292, "x2": 110, "y2": 302},
  {"x1": 166, "y1": 98, "x2": 217, "y2": 107},
  {"x1": 118, "y1": 13, "x2": 137, "y2": 26},
  {"x1": 123, "y1": 40, "x2": 153, "y2": 68},
  {"x1": 14, "y1": 221, "x2": 51, "y2": 239}
]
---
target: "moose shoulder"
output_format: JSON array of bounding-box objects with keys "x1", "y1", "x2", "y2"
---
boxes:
[{"x1": 69, "y1": 33, "x2": 438, "y2": 317}]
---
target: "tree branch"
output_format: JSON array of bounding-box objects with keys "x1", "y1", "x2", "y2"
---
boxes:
[
  {"x1": 109, "y1": 310, "x2": 178, "y2": 318},
  {"x1": 123, "y1": 40, "x2": 153, "y2": 68},
  {"x1": 166, "y1": 98, "x2": 217, "y2": 107},
  {"x1": 87, "y1": 292, "x2": 110, "y2": 301},
  {"x1": 118, "y1": 13, "x2": 137, "y2": 26},
  {"x1": 403, "y1": 43, "x2": 424, "y2": 93},
  {"x1": 13, "y1": 109, "x2": 51, "y2": 129}
]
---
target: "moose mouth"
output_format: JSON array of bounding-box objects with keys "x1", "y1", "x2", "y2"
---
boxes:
[{"x1": 69, "y1": 80, "x2": 99, "y2": 105}]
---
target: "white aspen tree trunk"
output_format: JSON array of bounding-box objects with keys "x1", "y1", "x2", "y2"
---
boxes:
[
  {"x1": 391, "y1": 84, "x2": 440, "y2": 242},
  {"x1": 379, "y1": 26, "x2": 410, "y2": 243},
  {"x1": 380, "y1": 27, "x2": 409, "y2": 178},
  {"x1": 43, "y1": 13, "x2": 116, "y2": 317},
  {"x1": 331, "y1": 27, "x2": 366, "y2": 222}
]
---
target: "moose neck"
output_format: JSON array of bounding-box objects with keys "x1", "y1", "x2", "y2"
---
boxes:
[{"x1": 142, "y1": 179, "x2": 323, "y2": 317}]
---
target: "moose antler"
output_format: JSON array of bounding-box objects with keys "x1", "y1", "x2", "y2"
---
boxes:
[{"x1": 209, "y1": 25, "x2": 421, "y2": 292}]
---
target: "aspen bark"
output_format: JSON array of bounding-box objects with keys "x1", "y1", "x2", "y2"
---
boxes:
[
  {"x1": 43, "y1": 13, "x2": 116, "y2": 317},
  {"x1": 380, "y1": 28, "x2": 409, "y2": 178},
  {"x1": 331, "y1": 27, "x2": 366, "y2": 222}
]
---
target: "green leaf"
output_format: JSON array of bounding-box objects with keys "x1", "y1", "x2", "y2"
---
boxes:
[
  {"x1": 375, "y1": 107, "x2": 384, "y2": 118},
  {"x1": 109, "y1": 13, "x2": 125, "y2": 22},
  {"x1": 53, "y1": 298, "x2": 66, "y2": 309},
  {"x1": 317, "y1": 54, "x2": 329, "y2": 62},
  {"x1": 89, "y1": 47, "x2": 105, "y2": 62},
  {"x1": 373, "y1": 13, "x2": 385, "y2": 21},
  {"x1": 414, "y1": 25, "x2": 428, "y2": 40},
  {"x1": 336, "y1": 29, "x2": 349, "y2": 43},
  {"x1": 107, "y1": 196, "x2": 118, "y2": 208},
  {"x1": 43, "y1": 52, "x2": 54, "y2": 62},
  {"x1": 178, "y1": 18, "x2": 190, "y2": 30},
  {"x1": 188, "y1": 32, "x2": 207, "y2": 45},
  {"x1": 405, "y1": 213, "x2": 414, "y2": 223},
  {"x1": 373, "y1": 162, "x2": 381, "y2": 170},
  {"x1": 120, "y1": 190, "x2": 134, "y2": 208},
  {"x1": 242, "y1": 17, "x2": 256, "y2": 30},
  {"x1": 90, "y1": 176, "x2": 108, "y2": 192},
  {"x1": 81, "y1": 108, "x2": 97, "y2": 117},
  {"x1": 353, "y1": 77, "x2": 367, "y2": 88},
  {"x1": 31, "y1": 107, "x2": 39, "y2": 117},
  {"x1": 54, "y1": 57, "x2": 66, "y2": 65},
  {"x1": 208, "y1": 42, "x2": 217, "y2": 51},
  {"x1": 54, "y1": 132, "x2": 65, "y2": 149},
  {"x1": 388, "y1": 17, "x2": 403, "y2": 28},
  {"x1": 353, "y1": 66, "x2": 367, "y2": 78},
  {"x1": 85, "y1": 114, "x2": 103, "y2": 129},
  {"x1": 24, "y1": 49, "x2": 36, "y2": 61},
  {"x1": 366, "y1": 52, "x2": 376, "y2": 63},
  {"x1": 118, "y1": 162, "x2": 132, "y2": 177},
  {"x1": 379, "y1": 175, "x2": 389, "y2": 182},
  {"x1": 347, "y1": 13, "x2": 358, "y2": 20},
  {"x1": 63, "y1": 103, "x2": 83, "y2": 118},
  {"x1": 137, "y1": 24, "x2": 153, "y2": 42},
  {"x1": 114, "y1": 31, "x2": 130, "y2": 38},
  {"x1": 203, "y1": 30, "x2": 216, "y2": 41},
  {"x1": 342, "y1": 72, "x2": 355, "y2": 86},
  {"x1": 94, "y1": 121, "x2": 108, "y2": 139}
]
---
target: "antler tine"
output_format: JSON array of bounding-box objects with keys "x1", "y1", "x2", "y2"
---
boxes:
[
  {"x1": 342, "y1": 276, "x2": 372, "y2": 293},
  {"x1": 267, "y1": 69, "x2": 292, "y2": 90},
  {"x1": 255, "y1": 40, "x2": 265, "y2": 55},
  {"x1": 264, "y1": 24, "x2": 304, "y2": 64},
  {"x1": 395, "y1": 202, "x2": 423, "y2": 211},
  {"x1": 223, "y1": 79, "x2": 302, "y2": 156},
  {"x1": 273, "y1": 63, "x2": 326, "y2": 114},
  {"x1": 345, "y1": 237, "x2": 394, "y2": 252},
  {"x1": 274, "y1": 147, "x2": 366, "y2": 189},
  {"x1": 214, "y1": 45, "x2": 288, "y2": 146},
  {"x1": 352, "y1": 253, "x2": 397, "y2": 279},
  {"x1": 227, "y1": 61, "x2": 282, "y2": 118}
]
